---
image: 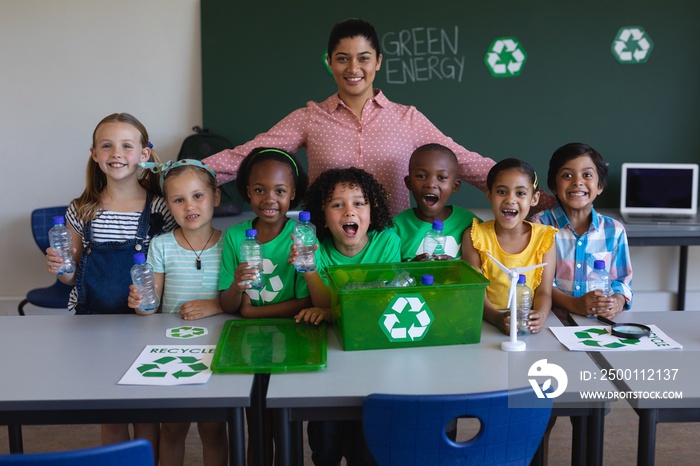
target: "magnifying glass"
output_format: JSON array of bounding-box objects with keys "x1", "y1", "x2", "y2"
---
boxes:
[{"x1": 597, "y1": 316, "x2": 651, "y2": 339}]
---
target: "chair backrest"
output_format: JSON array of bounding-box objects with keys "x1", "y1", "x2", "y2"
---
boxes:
[
  {"x1": 0, "y1": 439, "x2": 153, "y2": 465},
  {"x1": 363, "y1": 387, "x2": 552, "y2": 466},
  {"x1": 31, "y1": 206, "x2": 69, "y2": 253}
]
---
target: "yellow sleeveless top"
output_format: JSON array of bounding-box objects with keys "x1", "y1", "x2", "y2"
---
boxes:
[{"x1": 470, "y1": 219, "x2": 557, "y2": 309}]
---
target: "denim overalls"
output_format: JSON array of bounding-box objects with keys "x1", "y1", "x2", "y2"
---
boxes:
[{"x1": 74, "y1": 193, "x2": 152, "y2": 315}]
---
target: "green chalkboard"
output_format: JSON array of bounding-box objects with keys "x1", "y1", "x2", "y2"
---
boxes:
[{"x1": 201, "y1": 0, "x2": 700, "y2": 209}]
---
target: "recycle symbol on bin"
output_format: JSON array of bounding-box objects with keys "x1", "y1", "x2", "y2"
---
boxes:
[
  {"x1": 484, "y1": 37, "x2": 527, "y2": 77},
  {"x1": 379, "y1": 293, "x2": 434, "y2": 342},
  {"x1": 611, "y1": 26, "x2": 654, "y2": 64}
]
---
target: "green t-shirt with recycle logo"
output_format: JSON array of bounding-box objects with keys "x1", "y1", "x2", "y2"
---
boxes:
[
  {"x1": 391, "y1": 206, "x2": 480, "y2": 261},
  {"x1": 219, "y1": 218, "x2": 309, "y2": 306}
]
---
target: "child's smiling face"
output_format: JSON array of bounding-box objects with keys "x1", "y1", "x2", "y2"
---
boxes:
[
  {"x1": 164, "y1": 169, "x2": 219, "y2": 234},
  {"x1": 91, "y1": 122, "x2": 150, "y2": 182},
  {"x1": 487, "y1": 168, "x2": 540, "y2": 229},
  {"x1": 246, "y1": 160, "x2": 296, "y2": 228},
  {"x1": 553, "y1": 155, "x2": 603, "y2": 213},
  {"x1": 404, "y1": 149, "x2": 460, "y2": 222},
  {"x1": 323, "y1": 182, "x2": 371, "y2": 255}
]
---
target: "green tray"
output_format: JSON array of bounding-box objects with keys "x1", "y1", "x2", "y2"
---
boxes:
[{"x1": 211, "y1": 318, "x2": 327, "y2": 373}]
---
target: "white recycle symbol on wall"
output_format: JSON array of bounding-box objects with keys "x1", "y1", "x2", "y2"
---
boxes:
[
  {"x1": 612, "y1": 26, "x2": 654, "y2": 64},
  {"x1": 484, "y1": 37, "x2": 527, "y2": 77}
]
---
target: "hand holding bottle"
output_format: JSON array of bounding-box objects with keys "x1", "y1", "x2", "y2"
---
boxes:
[{"x1": 587, "y1": 260, "x2": 619, "y2": 318}]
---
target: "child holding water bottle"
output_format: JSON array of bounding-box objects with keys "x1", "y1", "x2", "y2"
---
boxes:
[
  {"x1": 45, "y1": 112, "x2": 175, "y2": 458},
  {"x1": 129, "y1": 159, "x2": 228, "y2": 466},
  {"x1": 218, "y1": 147, "x2": 311, "y2": 317},
  {"x1": 530, "y1": 143, "x2": 632, "y2": 318},
  {"x1": 462, "y1": 158, "x2": 557, "y2": 335},
  {"x1": 218, "y1": 147, "x2": 310, "y2": 465},
  {"x1": 291, "y1": 167, "x2": 399, "y2": 466},
  {"x1": 392, "y1": 143, "x2": 480, "y2": 261}
]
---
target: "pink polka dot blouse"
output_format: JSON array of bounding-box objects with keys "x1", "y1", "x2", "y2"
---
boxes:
[{"x1": 203, "y1": 90, "x2": 496, "y2": 215}]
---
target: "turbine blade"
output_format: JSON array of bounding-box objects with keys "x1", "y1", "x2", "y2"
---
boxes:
[
  {"x1": 514, "y1": 262, "x2": 548, "y2": 273},
  {"x1": 485, "y1": 252, "x2": 512, "y2": 275}
]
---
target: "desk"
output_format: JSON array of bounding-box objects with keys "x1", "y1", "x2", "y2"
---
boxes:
[
  {"x1": 267, "y1": 314, "x2": 616, "y2": 466},
  {"x1": 0, "y1": 314, "x2": 253, "y2": 466},
  {"x1": 597, "y1": 209, "x2": 700, "y2": 310},
  {"x1": 570, "y1": 311, "x2": 700, "y2": 466}
]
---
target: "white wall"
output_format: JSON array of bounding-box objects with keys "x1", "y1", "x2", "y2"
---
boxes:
[
  {"x1": 0, "y1": 0, "x2": 698, "y2": 311},
  {"x1": 0, "y1": 0, "x2": 202, "y2": 298}
]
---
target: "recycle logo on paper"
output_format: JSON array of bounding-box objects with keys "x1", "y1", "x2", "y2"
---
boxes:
[
  {"x1": 574, "y1": 327, "x2": 640, "y2": 349},
  {"x1": 379, "y1": 293, "x2": 434, "y2": 342},
  {"x1": 484, "y1": 37, "x2": 527, "y2": 77},
  {"x1": 137, "y1": 356, "x2": 209, "y2": 379},
  {"x1": 611, "y1": 26, "x2": 654, "y2": 64},
  {"x1": 167, "y1": 326, "x2": 208, "y2": 339}
]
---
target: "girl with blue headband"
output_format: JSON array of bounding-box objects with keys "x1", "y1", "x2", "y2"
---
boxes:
[{"x1": 132, "y1": 158, "x2": 228, "y2": 466}]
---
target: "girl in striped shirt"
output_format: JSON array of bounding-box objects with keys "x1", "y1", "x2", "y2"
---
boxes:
[{"x1": 45, "y1": 112, "x2": 174, "y2": 457}]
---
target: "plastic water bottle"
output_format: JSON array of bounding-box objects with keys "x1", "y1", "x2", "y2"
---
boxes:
[
  {"x1": 516, "y1": 274, "x2": 532, "y2": 336},
  {"x1": 588, "y1": 260, "x2": 612, "y2": 296},
  {"x1": 130, "y1": 252, "x2": 159, "y2": 313},
  {"x1": 423, "y1": 219, "x2": 446, "y2": 259},
  {"x1": 343, "y1": 279, "x2": 387, "y2": 290},
  {"x1": 293, "y1": 211, "x2": 317, "y2": 272},
  {"x1": 48, "y1": 216, "x2": 76, "y2": 275},
  {"x1": 387, "y1": 270, "x2": 415, "y2": 287},
  {"x1": 421, "y1": 274, "x2": 434, "y2": 285},
  {"x1": 240, "y1": 229, "x2": 264, "y2": 290},
  {"x1": 344, "y1": 270, "x2": 417, "y2": 289}
]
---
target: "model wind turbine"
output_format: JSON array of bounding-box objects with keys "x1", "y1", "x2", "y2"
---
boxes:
[{"x1": 485, "y1": 252, "x2": 547, "y2": 352}]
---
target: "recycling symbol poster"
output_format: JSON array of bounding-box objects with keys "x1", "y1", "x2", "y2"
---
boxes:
[
  {"x1": 549, "y1": 325, "x2": 682, "y2": 352},
  {"x1": 119, "y1": 345, "x2": 216, "y2": 386}
]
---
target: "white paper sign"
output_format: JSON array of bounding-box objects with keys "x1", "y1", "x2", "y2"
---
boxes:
[
  {"x1": 119, "y1": 345, "x2": 216, "y2": 386},
  {"x1": 550, "y1": 325, "x2": 683, "y2": 351}
]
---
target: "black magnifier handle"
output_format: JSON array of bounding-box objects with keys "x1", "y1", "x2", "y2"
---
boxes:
[{"x1": 597, "y1": 316, "x2": 616, "y2": 326}]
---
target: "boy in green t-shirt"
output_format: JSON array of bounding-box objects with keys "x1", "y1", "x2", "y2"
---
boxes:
[
  {"x1": 292, "y1": 167, "x2": 400, "y2": 325},
  {"x1": 393, "y1": 143, "x2": 480, "y2": 261},
  {"x1": 290, "y1": 167, "x2": 398, "y2": 466}
]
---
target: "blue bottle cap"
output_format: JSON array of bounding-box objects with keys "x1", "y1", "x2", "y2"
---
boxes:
[
  {"x1": 133, "y1": 252, "x2": 146, "y2": 264},
  {"x1": 432, "y1": 219, "x2": 444, "y2": 230},
  {"x1": 421, "y1": 274, "x2": 434, "y2": 285},
  {"x1": 593, "y1": 260, "x2": 606, "y2": 270},
  {"x1": 518, "y1": 274, "x2": 527, "y2": 284},
  {"x1": 245, "y1": 229, "x2": 258, "y2": 237},
  {"x1": 298, "y1": 211, "x2": 311, "y2": 222},
  {"x1": 52, "y1": 216, "x2": 65, "y2": 225}
]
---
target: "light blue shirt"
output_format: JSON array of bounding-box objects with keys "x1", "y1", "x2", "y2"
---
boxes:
[
  {"x1": 531, "y1": 204, "x2": 633, "y2": 309},
  {"x1": 147, "y1": 231, "x2": 223, "y2": 313}
]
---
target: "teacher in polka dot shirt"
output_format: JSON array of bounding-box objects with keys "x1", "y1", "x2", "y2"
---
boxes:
[{"x1": 204, "y1": 18, "x2": 552, "y2": 215}]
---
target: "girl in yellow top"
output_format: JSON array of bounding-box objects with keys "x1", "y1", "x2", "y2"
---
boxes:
[{"x1": 462, "y1": 158, "x2": 557, "y2": 335}]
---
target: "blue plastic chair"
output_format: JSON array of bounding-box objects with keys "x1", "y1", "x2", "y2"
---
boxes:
[
  {"x1": 18, "y1": 206, "x2": 73, "y2": 315},
  {"x1": 0, "y1": 439, "x2": 153, "y2": 465},
  {"x1": 363, "y1": 388, "x2": 552, "y2": 466}
]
